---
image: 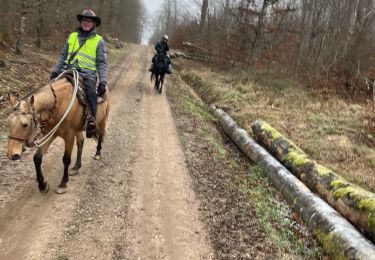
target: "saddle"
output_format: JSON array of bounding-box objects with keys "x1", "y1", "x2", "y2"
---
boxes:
[{"x1": 64, "y1": 73, "x2": 106, "y2": 137}]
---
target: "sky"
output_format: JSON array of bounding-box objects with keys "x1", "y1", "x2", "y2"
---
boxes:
[
  {"x1": 142, "y1": 0, "x2": 164, "y2": 15},
  {"x1": 141, "y1": 0, "x2": 200, "y2": 44},
  {"x1": 141, "y1": 0, "x2": 164, "y2": 44}
]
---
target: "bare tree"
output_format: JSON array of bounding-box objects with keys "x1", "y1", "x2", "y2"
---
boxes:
[
  {"x1": 15, "y1": 0, "x2": 28, "y2": 54},
  {"x1": 0, "y1": 0, "x2": 12, "y2": 42},
  {"x1": 200, "y1": 0, "x2": 209, "y2": 32},
  {"x1": 35, "y1": 0, "x2": 46, "y2": 48}
]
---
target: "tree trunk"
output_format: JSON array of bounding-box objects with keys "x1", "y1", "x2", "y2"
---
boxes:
[
  {"x1": 15, "y1": 0, "x2": 28, "y2": 55},
  {"x1": 200, "y1": 0, "x2": 209, "y2": 32},
  {"x1": 342, "y1": 0, "x2": 360, "y2": 59},
  {"x1": 252, "y1": 119, "x2": 375, "y2": 243},
  {"x1": 166, "y1": 0, "x2": 171, "y2": 35},
  {"x1": 36, "y1": 0, "x2": 46, "y2": 48},
  {"x1": 174, "y1": 0, "x2": 177, "y2": 25},
  {"x1": 250, "y1": 0, "x2": 269, "y2": 61},
  {"x1": 0, "y1": 0, "x2": 11, "y2": 42}
]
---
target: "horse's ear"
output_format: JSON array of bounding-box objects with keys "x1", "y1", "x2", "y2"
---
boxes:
[
  {"x1": 8, "y1": 94, "x2": 18, "y2": 108},
  {"x1": 20, "y1": 95, "x2": 34, "y2": 113}
]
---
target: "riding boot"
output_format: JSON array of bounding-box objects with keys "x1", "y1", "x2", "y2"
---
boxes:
[{"x1": 85, "y1": 80, "x2": 98, "y2": 138}]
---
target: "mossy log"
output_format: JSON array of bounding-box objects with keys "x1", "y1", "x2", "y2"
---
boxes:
[
  {"x1": 252, "y1": 119, "x2": 375, "y2": 243},
  {"x1": 211, "y1": 106, "x2": 375, "y2": 259}
]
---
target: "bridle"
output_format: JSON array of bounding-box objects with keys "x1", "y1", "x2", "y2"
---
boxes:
[
  {"x1": 8, "y1": 82, "x2": 57, "y2": 148},
  {"x1": 8, "y1": 69, "x2": 80, "y2": 148},
  {"x1": 8, "y1": 109, "x2": 40, "y2": 148}
]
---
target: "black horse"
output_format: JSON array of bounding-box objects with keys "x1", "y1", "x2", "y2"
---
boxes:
[{"x1": 151, "y1": 53, "x2": 168, "y2": 94}]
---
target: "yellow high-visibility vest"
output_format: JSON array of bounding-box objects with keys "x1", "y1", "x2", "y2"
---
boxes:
[{"x1": 65, "y1": 32, "x2": 102, "y2": 71}]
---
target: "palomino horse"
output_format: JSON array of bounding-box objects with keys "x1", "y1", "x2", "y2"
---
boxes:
[
  {"x1": 7, "y1": 74, "x2": 109, "y2": 194},
  {"x1": 151, "y1": 53, "x2": 168, "y2": 94}
]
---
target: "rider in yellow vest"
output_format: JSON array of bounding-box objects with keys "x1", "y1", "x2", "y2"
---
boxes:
[{"x1": 50, "y1": 9, "x2": 107, "y2": 138}]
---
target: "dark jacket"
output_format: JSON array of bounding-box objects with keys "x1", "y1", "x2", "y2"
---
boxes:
[
  {"x1": 53, "y1": 27, "x2": 107, "y2": 83},
  {"x1": 154, "y1": 40, "x2": 169, "y2": 55}
]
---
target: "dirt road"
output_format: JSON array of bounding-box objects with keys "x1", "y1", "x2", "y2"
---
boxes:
[{"x1": 0, "y1": 46, "x2": 213, "y2": 259}]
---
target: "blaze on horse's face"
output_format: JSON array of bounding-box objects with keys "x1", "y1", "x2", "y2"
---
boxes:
[{"x1": 7, "y1": 95, "x2": 36, "y2": 160}]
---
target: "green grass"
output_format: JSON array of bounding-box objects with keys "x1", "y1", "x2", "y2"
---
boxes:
[
  {"x1": 55, "y1": 252, "x2": 69, "y2": 260},
  {"x1": 243, "y1": 165, "x2": 322, "y2": 258},
  {"x1": 369, "y1": 157, "x2": 375, "y2": 169},
  {"x1": 107, "y1": 43, "x2": 132, "y2": 66},
  {"x1": 181, "y1": 95, "x2": 213, "y2": 120},
  {"x1": 230, "y1": 68, "x2": 299, "y2": 93},
  {"x1": 172, "y1": 71, "x2": 323, "y2": 258}
]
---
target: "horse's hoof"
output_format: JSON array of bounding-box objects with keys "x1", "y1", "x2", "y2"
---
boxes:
[
  {"x1": 94, "y1": 154, "x2": 101, "y2": 160},
  {"x1": 55, "y1": 187, "x2": 67, "y2": 194},
  {"x1": 69, "y1": 169, "x2": 79, "y2": 176},
  {"x1": 40, "y1": 182, "x2": 49, "y2": 193}
]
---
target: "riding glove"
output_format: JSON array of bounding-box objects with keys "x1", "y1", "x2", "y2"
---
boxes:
[
  {"x1": 97, "y1": 82, "x2": 107, "y2": 96},
  {"x1": 50, "y1": 71, "x2": 59, "y2": 80}
]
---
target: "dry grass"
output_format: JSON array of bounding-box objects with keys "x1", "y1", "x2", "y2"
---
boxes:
[{"x1": 176, "y1": 59, "x2": 375, "y2": 192}]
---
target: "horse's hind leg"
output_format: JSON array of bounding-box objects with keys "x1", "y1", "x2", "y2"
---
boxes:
[
  {"x1": 159, "y1": 74, "x2": 165, "y2": 94},
  {"x1": 33, "y1": 136, "x2": 56, "y2": 193},
  {"x1": 56, "y1": 134, "x2": 74, "y2": 194},
  {"x1": 94, "y1": 122, "x2": 106, "y2": 160},
  {"x1": 70, "y1": 132, "x2": 84, "y2": 176}
]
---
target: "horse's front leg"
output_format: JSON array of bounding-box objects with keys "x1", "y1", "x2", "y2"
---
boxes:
[
  {"x1": 70, "y1": 132, "x2": 84, "y2": 176},
  {"x1": 56, "y1": 134, "x2": 74, "y2": 194},
  {"x1": 33, "y1": 136, "x2": 56, "y2": 193}
]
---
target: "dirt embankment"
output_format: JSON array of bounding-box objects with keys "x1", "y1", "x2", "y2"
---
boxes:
[{"x1": 174, "y1": 58, "x2": 375, "y2": 193}]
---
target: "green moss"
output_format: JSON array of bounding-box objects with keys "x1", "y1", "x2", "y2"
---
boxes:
[
  {"x1": 330, "y1": 179, "x2": 350, "y2": 189},
  {"x1": 332, "y1": 185, "x2": 373, "y2": 206},
  {"x1": 260, "y1": 122, "x2": 283, "y2": 140},
  {"x1": 283, "y1": 150, "x2": 310, "y2": 166},
  {"x1": 369, "y1": 213, "x2": 375, "y2": 230},
  {"x1": 315, "y1": 230, "x2": 346, "y2": 259},
  {"x1": 359, "y1": 199, "x2": 375, "y2": 212},
  {"x1": 314, "y1": 164, "x2": 332, "y2": 177},
  {"x1": 332, "y1": 186, "x2": 356, "y2": 199}
]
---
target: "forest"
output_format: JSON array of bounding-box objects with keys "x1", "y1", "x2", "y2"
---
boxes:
[
  {"x1": 0, "y1": 0, "x2": 374, "y2": 98},
  {"x1": 151, "y1": 0, "x2": 375, "y2": 99},
  {"x1": 0, "y1": 0, "x2": 146, "y2": 52}
]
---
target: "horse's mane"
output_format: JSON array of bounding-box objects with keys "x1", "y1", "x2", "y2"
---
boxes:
[{"x1": 31, "y1": 78, "x2": 72, "y2": 111}]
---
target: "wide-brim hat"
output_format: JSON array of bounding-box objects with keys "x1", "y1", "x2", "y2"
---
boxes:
[{"x1": 77, "y1": 9, "x2": 101, "y2": 27}]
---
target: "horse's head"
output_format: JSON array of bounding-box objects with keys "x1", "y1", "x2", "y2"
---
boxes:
[{"x1": 7, "y1": 94, "x2": 38, "y2": 160}]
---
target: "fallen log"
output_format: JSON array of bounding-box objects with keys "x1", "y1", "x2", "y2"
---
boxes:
[
  {"x1": 251, "y1": 119, "x2": 375, "y2": 243},
  {"x1": 170, "y1": 51, "x2": 212, "y2": 63},
  {"x1": 211, "y1": 106, "x2": 375, "y2": 259},
  {"x1": 182, "y1": 41, "x2": 209, "y2": 54}
]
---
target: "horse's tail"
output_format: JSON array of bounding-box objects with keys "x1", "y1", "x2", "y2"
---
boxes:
[{"x1": 95, "y1": 93, "x2": 110, "y2": 142}]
